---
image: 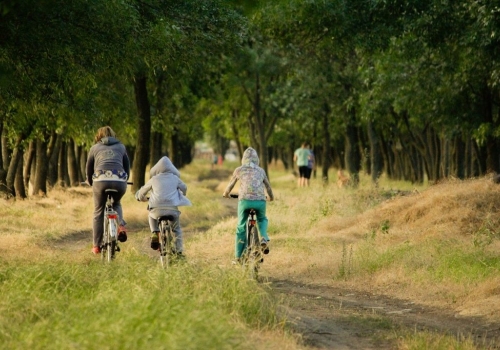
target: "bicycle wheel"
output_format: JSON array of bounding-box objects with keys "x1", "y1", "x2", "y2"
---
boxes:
[
  {"x1": 101, "y1": 217, "x2": 109, "y2": 262},
  {"x1": 159, "y1": 220, "x2": 171, "y2": 268},
  {"x1": 105, "y1": 218, "x2": 117, "y2": 262},
  {"x1": 246, "y1": 225, "x2": 260, "y2": 280}
]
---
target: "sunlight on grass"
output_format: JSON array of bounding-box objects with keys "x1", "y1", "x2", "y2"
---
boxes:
[
  {"x1": 0, "y1": 252, "x2": 282, "y2": 350},
  {"x1": 2, "y1": 159, "x2": 500, "y2": 348},
  {"x1": 399, "y1": 330, "x2": 479, "y2": 350}
]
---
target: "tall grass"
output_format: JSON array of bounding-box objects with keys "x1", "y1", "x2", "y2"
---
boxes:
[{"x1": 0, "y1": 251, "x2": 282, "y2": 350}]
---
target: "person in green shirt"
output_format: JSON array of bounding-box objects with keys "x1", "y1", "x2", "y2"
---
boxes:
[{"x1": 293, "y1": 142, "x2": 312, "y2": 187}]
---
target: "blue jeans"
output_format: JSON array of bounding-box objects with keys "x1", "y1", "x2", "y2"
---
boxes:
[{"x1": 235, "y1": 199, "x2": 269, "y2": 258}]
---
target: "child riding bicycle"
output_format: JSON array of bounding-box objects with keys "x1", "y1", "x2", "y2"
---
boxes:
[
  {"x1": 222, "y1": 147, "x2": 274, "y2": 262},
  {"x1": 135, "y1": 156, "x2": 192, "y2": 255}
]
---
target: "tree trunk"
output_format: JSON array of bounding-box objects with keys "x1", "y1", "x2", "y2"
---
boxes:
[
  {"x1": 132, "y1": 74, "x2": 152, "y2": 192},
  {"x1": 367, "y1": 120, "x2": 383, "y2": 185},
  {"x1": 77, "y1": 145, "x2": 87, "y2": 182},
  {"x1": 150, "y1": 131, "x2": 163, "y2": 166},
  {"x1": 33, "y1": 137, "x2": 49, "y2": 196},
  {"x1": 48, "y1": 135, "x2": 61, "y2": 187},
  {"x1": 455, "y1": 136, "x2": 465, "y2": 179},
  {"x1": 169, "y1": 128, "x2": 193, "y2": 169},
  {"x1": 67, "y1": 138, "x2": 80, "y2": 186},
  {"x1": 465, "y1": 136, "x2": 472, "y2": 178},
  {"x1": 14, "y1": 155, "x2": 26, "y2": 198},
  {"x1": 57, "y1": 141, "x2": 69, "y2": 187},
  {"x1": 441, "y1": 137, "x2": 450, "y2": 178},
  {"x1": 230, "y1": 109, "x2": 243, "y2": 159},
  {"x1": 321, "y1": 102, "x2": 332, "y2": 183},
  {"x1": 24, "y1": 141, "x2": 36, "y2": 193},
  {"x1": 1, "y1": 134, "x2": 10, "y2": 173},
  {"x1": 6, "y1": 136, "x2": 24, "y2": 197},
  {"x1": 344, "y1": 109, "x2": 361, "y2": 187}
]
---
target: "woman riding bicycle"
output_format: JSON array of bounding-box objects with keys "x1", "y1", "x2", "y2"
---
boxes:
[
  {"x1": 86, "y1": 126, "x2": 130, "y2": 255},
  {"x1": 135, "y1": 156, "x2": 191, "y2": 256},
  {"x1": 222, "y1": 147, "x2": 274, "y2": 262}
]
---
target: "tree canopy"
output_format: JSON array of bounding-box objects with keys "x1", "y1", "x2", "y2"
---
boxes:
[{"x1": 1, "y1": 0, "x2": 499, "y2": 197}]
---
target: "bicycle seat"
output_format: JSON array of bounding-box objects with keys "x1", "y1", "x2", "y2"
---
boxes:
[
  {"x1": 105, "y1": 189, "x2": 119, "y2": 193},
  {"x1": 158, "y1": 215, "x2": 175, "y2": 222}
]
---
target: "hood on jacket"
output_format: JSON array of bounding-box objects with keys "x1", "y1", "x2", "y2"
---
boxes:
[
  {"x1": 100, "y1": 137, "x2": 120, "y2": 145},
  {"x1": 150, "y1": 156, "x2": 180, "y2": 177},
  {"x1": 241, "y1": 147, "x2": 259, "y2": 167}
]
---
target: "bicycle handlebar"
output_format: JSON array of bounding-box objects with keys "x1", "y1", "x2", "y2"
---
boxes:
[
  {"x1": 226, "y1": 193, "x2": 272, "y2": 201},
  {"x1": 80, "y1": 181, "x2": 133, "y2": 186}
]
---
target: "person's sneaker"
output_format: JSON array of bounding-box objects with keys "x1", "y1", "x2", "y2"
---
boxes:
[
  {"x1": 150, "y1": 232, "x2": 159, "y2": 250},
  {"x1": 260, "y1": 238, "x2": 270, "y2": 254},
  {"x1": 118, "y1": 225, "x2": 127, "y2": 242},
  {"x1": 92, "y1": 246, "x2": 101, "y2": 254}
]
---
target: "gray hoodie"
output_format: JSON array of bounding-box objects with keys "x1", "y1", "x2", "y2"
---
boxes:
[
  {"x1": 135, "y1": 156, "x2": 192, "y2": 208},
  {"x1": 86, "y1": 137, "x2": 130, "y2": 185}
]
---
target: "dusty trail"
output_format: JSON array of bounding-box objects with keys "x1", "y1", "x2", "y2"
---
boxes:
[{"x1": 270, "y1": 279, "x2": 500, "y2": 349}]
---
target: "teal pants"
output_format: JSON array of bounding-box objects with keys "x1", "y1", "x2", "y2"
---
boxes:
[{"x1": 235, "y1": 199, "x2": 269, "y2": 258}]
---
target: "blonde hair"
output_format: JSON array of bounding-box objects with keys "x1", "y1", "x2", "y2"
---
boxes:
[{"x1": 94, "y1": 126, "x2": 116, "y2": 143}]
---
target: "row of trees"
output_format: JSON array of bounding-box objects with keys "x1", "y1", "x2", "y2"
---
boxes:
[
  {"x1": 209, "y1": 0, "x2": 500, "y2": 185},
  {"x1": 0, "y1": 0, "x2": 244, "y2": 197},
  {"x1": 1, "y1": 0, "x2": 500, "y2": 198}
]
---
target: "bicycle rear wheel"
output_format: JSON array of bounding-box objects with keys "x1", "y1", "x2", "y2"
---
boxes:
[
  {"x1": 102, "y1": 218, "x2": 117, "y2": 262},
  {"x1": 159, "y1": 220, "x2": 171, "y2": 268},
  {"x1": 246, "y1": 225, "x2": 260, "y2": 280}
]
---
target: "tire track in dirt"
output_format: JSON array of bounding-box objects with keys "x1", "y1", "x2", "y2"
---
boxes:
[{"x1": 270, "y1": 279, "x2": 500, "y2": 349}]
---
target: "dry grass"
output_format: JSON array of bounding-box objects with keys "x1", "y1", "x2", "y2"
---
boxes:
[
  {"x1": 2, "y1": 161, "x2": 500, "y2": 330},
  {"x1": 261, "y1": 174, "x2": 500, "y2": 323}
]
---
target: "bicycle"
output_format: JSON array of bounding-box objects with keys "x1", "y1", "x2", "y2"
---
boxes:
[
  {"x1": 101, "y1": 189, "x2": 120, "y2": 262},
  {"x1": 81, "y1": 181, "x2": 132, "y2": 262},
  {"x1": 156, "y1": 214, "x2": 177, "y2": 268},
  {"x1": 229, "y1": 194, "x2": 265, "y2": 280}
]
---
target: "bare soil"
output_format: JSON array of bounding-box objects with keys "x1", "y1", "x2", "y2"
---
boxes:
[{"x1": 270, "y1": 278, "x2": 500, "y2": 349}]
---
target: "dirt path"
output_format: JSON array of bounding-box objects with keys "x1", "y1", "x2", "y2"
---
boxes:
[{"x1": 269, "y1": 279, "x2": 500, "y2": 349}]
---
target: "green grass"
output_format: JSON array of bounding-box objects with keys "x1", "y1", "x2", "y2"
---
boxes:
[
  {"x1": 399, "y1": 330, "x2": 478, "y2": 350},
  {"x1": 3, "y1": 161, "x2": 500, "y2": 349},
  {"x1": 351, "y1": 238, "x2": 500, "y2": 286},
  {"x1": 0, "y1": 252, "x2": 281, "y2": 350}
]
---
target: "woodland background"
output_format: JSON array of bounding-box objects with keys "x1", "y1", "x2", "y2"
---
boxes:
[{"x1": 1, "y1": 0, "x2": 500, "y2": 197}]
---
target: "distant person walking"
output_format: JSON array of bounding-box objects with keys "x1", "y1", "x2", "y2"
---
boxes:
[
  {"x1": 294, "y1": 142, "x2": 312, "y2": 187},
  {"x1": 308, "y1": 148, "x2": 316, "y2": 179}
]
